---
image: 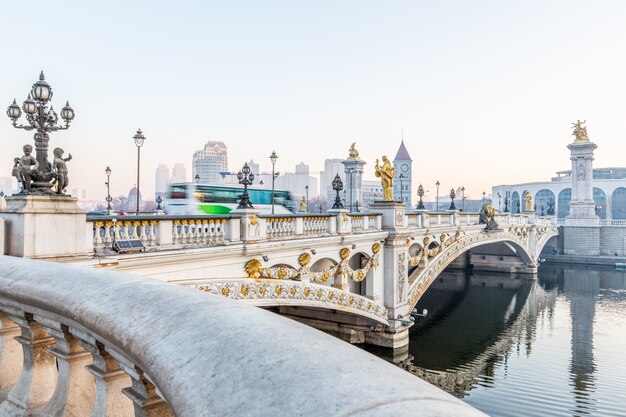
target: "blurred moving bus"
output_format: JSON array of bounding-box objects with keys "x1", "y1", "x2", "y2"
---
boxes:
[{"x1": 165, "y1": 183, "x2": 295, "y2": 215}]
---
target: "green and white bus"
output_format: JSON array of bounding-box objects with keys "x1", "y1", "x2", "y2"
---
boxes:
[{"x1": 165, "y1": 183, "x2": 296, "y2": 215}]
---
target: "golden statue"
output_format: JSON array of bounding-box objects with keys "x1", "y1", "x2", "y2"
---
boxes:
[
  {"x1": 374, "y1": 155, "x2": 395, "y2": 201},
  {"x1": 572, "y1": 120, "x2": 590, "y2": 143},
  {"x1": 300, "y1": 196, "x2": 307, "y2": 212},
  {"x1": 525, "y1": 194, "x2": 532, "y2": 212},
  {"x1": 348, "y1": 142, "x2": 360, "y2": 160}
]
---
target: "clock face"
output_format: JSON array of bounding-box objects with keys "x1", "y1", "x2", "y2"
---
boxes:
[{"x1": 401, "y1": 164, "x2": 409, "y2": 172}]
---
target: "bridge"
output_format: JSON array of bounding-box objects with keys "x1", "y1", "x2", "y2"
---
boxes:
[{"x1": 69, "y1": 203, "x2": 557, "y2": 349}]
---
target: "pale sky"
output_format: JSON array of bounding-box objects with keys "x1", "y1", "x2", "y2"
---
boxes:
[{"x1": 2, "y1": 1, "x2": 626, "y2": 201}]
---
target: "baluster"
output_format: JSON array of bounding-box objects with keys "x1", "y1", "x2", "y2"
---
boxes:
[
  {"x1": 93, "y1": 222, "x2": 103, "y2": 252},
  {"x1": 172, "y1": 220, "x2": 180, "y2": 245},
  {"x1": 0, "y1": 312, "x2": 22, "y2": 401},
  {"x1": 140, "y1": 221, "x2": 149, "y2": 244},
  {"x1": 0, "y1": 310, "x2": 57, "y2": 415},
  {"x1": 180, "y1": 220, "x2": 188, "y2": 243},
  {"x1": 73, "y1": 332, "x2": 134, "y2": 416},
  {"x1": 148, "y1": 221, "x2": 157, "y2": 247},
  {"x1": 103, "y1": 221, "x2": 112, "y2": 250},
  {"x1": 131, "y1": 221, "x2": 140, "y2": 239},
  {"x1": 36, "y1": 318, "x2": 94, "y2": 417},
  {"x1": 219, "y1": 219, "x2": 226, "y2": 242}
]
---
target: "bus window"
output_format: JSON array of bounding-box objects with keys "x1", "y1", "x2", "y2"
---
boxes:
[{"x1": 169, "y1": 184, "x2": 188, "y2": 199}]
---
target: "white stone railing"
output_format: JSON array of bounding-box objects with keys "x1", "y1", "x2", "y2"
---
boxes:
[
  {"x1": 0, "y1": 256, "x2": 485, "y2": 417},
  {"x1": 600, "y1": 219, "x2": 626, "y2": 226},
  {"x1": 265, "y1": 216, "x2": 296, "y2": 238}
]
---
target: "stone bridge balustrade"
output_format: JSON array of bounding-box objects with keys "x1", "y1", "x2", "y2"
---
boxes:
[{"x1": 0, "y1": 256, "x2": 486, "y2": 417}]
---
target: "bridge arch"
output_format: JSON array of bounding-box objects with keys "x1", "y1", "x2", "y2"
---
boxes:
[
  {"x1": 511, "y1": 191, "x2": 520, "y2": 213},
  {"x1": 593, "y1": 187, "x2": 607, "y2": 219},
  {"x1": 558, "y1": 188, "x2": 571, "y2": 218},
  {"x1": 612, "y1": 187, "x2": 626, "y2": 219},
  {"x1": 406, "y1": 228, "x2": 557, "y2": 312},
  {"x1": 534, "y1": 189, "x2": 555, "y2": 216}
]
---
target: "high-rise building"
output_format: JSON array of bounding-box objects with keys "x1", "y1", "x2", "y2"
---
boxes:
[
  {"x1": 393, "y1": 140, "x2": 413, "y2": 207},
  {"x1": 192, "y1": 141, "x2": 228, "y2": 184},
  {"x1": 361, "y1": 180, "x2": 384, "y2": 208},
  {"x1": 248, "y1": 160, "x2": 260, "y2": 176},
  {"x1": 171, "y1": 163, "x2": 187, "y2": 183},
  {"x1": 320, "y1": 159, "x2": 345, "y2": 205},
  {"x1": 155, "y1": 164, "x2": 170, "y2": 196}
]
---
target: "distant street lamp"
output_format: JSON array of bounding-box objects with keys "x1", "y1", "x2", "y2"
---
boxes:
[
  {"x1": 194, "y1": 174, "x2": 200, "y2": 183},
  {"x1": 236, "y1": 162, "x2": 255, "y2": 209},
  {"x1": 6, "y1": 71, "x2": 75, "y2": 194},
  {"x1": 482, "y1": 191, "x2": 486, "y2": 206},
  {"x1": 133, "y1": 129, "x2": 146, "y2": 215},
  {"x1": 332, "y1": 174, "x2": 344, "y2": 209},
  {"x1": 449, "y1": 188, "x2": 456, "y2": 210},
  {"x1": 416, "y1": 184, "x2": 425, "y2": 210},
  {"x1": 105, "y1": 166, "x2": 112, "y2": 213},
  {"x1": 498, "y1": 192, "x2": 502, "y2": 212},
  {"x1": 435, "y1": 180, "x2": 440, "y2": 211},
  {"x1": 461, "y1": 186, "x2": 465, "y2": 211},
  {"x1": 155, "y1": 195, "x2": 163, "y2": 211},
  {"x1": 305, "y1": 185, "x2": 309, "y2": 213},
  {"x1": 399, "y1": 173, "x2": 405, "y2": 203},
  {"x1": 270, "y1": 151, "x2": 279, "y2": 214},
  {"x1": 347, "y1": 168, "x2": 354, "y2": 212}
]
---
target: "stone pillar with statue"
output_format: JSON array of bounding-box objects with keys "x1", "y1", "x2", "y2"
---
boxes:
[
  {"x1": 563, "y1": 120, "x2": 601, "y2": 256},
  {"x1": 1, "y1": 72, "x2": 88, "y2": 259},
  {"x1": 341, "y1": 142, "x2": 367, "y2": 212}
]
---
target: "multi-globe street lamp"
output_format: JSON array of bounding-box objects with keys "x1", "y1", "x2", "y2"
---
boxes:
[
  {"x1": 237, "y1": 162, "x2": 255, "y2": 208},
  {"x1": 461, "y1": 186, "x2": 465, "y2": 211},
  {"x1": 270, "y1": 151, "x2": 279, "y2": 214},
  {"x1": 332, "y1": 174, "x2": 344, "y2": 209},
  {"x1": 435, "y1": 180, "x2": 440, "y2": 211},
  {"x1": 416, "y1": 184, "x2": 425, "y2": 210},
  {"x1": 6, "y1": 71, "x2": 75, "y2": 193},
  {"x1": 105, "y1": 166, "x2": 112, "y2": 213},
  {"x1": 449, "y1": 188, "x2": 456, "y2": 210},
  {"x1": 132, "y1": 129, "x2": 146, "y2": 215}
]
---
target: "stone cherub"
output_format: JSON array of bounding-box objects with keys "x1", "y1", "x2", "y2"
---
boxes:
[
  {"x1": 52, "y1": 147, "x2": 72, "y2": 195},
  {"x1": 12, "y1": 144, "x2": 39, "y2": 193},
  {"x1": 374, "y1": 155, "x2": 395, "y2": 201}
]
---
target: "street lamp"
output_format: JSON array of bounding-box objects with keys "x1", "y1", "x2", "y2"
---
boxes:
[
  {"x1": 236, "y1": 162, "x2": 255, "y2": 208},
  {"x1": 498, "y1": 192, "x2": 502, "y2": 212},
  {"x1": 435, "y1": 180, "x2": 440, "y2": 211},
  {"x1": 449, "y1": 188, "x2": 456, "y2": 210},
  {"x1": 105, "y1": 166, "x2": 112, "y2": 213},
  {"x1": 305, "y1": 185, "x2": 309, "y2": 213},
  {"x1": 461, "y1": 186, "x2": 465, "y2": 211},
  {"x1": 133, "y1": 129, "x2": 146, "y2": 215},
  {"x1": 332, "y1": 174, "x2": 344, "y2": 209},
  {"x1": 6, "y1": 71, "x2": 75, "y2": 194},
  {"x1": 399, "y1": 173, "x2": 405, "y2": 203},
  {"x1": 416, "y1": 184, "x2": 425, "y2": 210},
  {"x1": 194, "y1": 174, "x2": 200, "y2": 183},
  {"x1": 482, "y1": 191, "x2": 486, "y2": 206},
  {"x1": 270, "y1": 151, "x2": 278, "y2": 214}
]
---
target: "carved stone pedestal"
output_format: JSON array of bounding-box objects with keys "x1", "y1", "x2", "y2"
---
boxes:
[{"x1": 0, "y1": 194, "x2": 88, "y2": 259}]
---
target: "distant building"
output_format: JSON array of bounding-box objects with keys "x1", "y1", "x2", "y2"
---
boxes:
[
  {"x1": 247, "y1": 160, "x2": 260, "y2": 177},
  {"x1": 128, "y1": 186, "x2": 143, "y2": 212},
  {"x1": 361, "y1": 180, "x2": 384, "y2": 208},
  {"x1": 393, "y1": 140, "x2": 412, "y2": 207},
  {"x1": 256, "y1": 162, "x2": 318, "y2": 199},
  {"x1": 155, "y1": 164, "x2": 170, "y2": 195},
  {"x1": 320, "y1": 159, "x2": 345, "y2": 205},
  {"x1": 171, "y1": 163, "x2": 187, "y2": 183},
  {"x1": 192, "y1": 141, "x2": 228, "y2": 183}
]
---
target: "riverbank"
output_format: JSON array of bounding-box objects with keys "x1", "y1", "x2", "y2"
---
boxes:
[{"x1": 542, "y1": 253, "x2": 626, "y2": 267}]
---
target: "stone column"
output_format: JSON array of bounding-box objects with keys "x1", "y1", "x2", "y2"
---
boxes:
[
  {"x1": 0, "y1": 312, "x2": 23, "y2": 401},
  {"x1": 342, "y1": 158, "x2": 367, "y2": 213},
  {"x1": 0, "y1": 310, "x2": 57, "y2": 415},
  {"x1": 564, "y1": 138, "x2": 600, "y2": 255}
]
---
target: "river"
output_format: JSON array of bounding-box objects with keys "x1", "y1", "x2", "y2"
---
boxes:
[{"x1": 370, "y1": 264, "x2": 626, "y2": 417}]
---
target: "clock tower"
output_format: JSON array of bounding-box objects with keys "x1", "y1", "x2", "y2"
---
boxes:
[{"x1": 393, "y1": 140, "x2": 412, "y2": 207}]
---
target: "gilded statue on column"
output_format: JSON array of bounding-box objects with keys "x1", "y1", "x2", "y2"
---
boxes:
[
  {"x1": 374, "y1": 155, "x2": 395, "y2": 201},
  {"x1": 572, "y1": 120, "x2": 590, "y2": 143},
  {"x1": 524, "y1": 194, "x2": 532, "y2": 212},
  {"x1": 348, "y1": 142, "x2": 360, "y2": 160}
]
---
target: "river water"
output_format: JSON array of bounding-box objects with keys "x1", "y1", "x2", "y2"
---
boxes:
[{"x1": 371, "y1": 264, "x2": 626, "y2": 417}]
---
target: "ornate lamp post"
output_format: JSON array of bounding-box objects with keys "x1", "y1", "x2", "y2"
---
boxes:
[
  {"x1": 331, "y1": 174, "x2": 344, "y2": 209},
  {"x1": 435, "y1": 180, "x2": 440, "y2": 211},
  {"x1": 482, "y1": 191, "x2": 486, "y2": 206},
  {"x1": 448, "y1": 188, "x2": 456, "y2": 210},
  {"x1": 416, "y1": 184, "x2": 425, "y2": 210},
  {"x1": 305, "y1": 185, "x2": 309, "y2": 213},
  {"x1": 237, "y1": 162, "x2": 255, "y2": 209},
  {"x1": 6, "y1": 71, "x2": 75, "y2": 194},
  {"x1": 270, "y1": 151, "x2": 279, "y2": 214},
  {"x1": 133, "y1": 129, "x2": 146, "y2": 215},
  {"x1": 194, "y1": 174, "x2": 200, "y2": 183},
  {"x1": 156, "y1": 195, "x2": 163, "y2": 211},
  {"x1": 498, "y1": 192, "x2": 502, "y2": 211},
  {"x1": 504, "y1": 191, "x2": 509, "y2": 212},
  {"x1": 399, "y1": 173, "x2": 405, "y2": 203},
  {"x1": 105, "y1": 166, "x2": 112, "y2": 213},
  {"x1": 461, "y1": 186, "x2": 465, "y2": 211}
]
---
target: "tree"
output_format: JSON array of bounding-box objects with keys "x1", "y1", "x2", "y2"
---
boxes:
[
  {"x1": 308, "y1": 196, "x2": 328, "y2": 213},
  {"x1": 112, "y1": 195, "x2": 131, "y2": 213}
]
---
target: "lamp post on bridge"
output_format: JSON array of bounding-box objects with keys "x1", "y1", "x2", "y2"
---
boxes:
[
  {"x1": 416, "y1": 184, "x2": 425, "y2": 210},
  {"x1": 448, "y1": 188, "x2": 456, "y2": 210},
  {"x1": 332, "y1": 174, "x2": 344, "y2": 209},
  {"x1": 270, "y1": 151, "x2": 279, "y2": 214},
  {"x1": 194, "y1": 174, "x2": 200, "y2": 184},
  {"x1": 133, "y1": 129, "x2": 146, "y2": 215},
  {"x1": 105, "y1": 166, "x2": 112, "y2": 214},
  {"x1": 482, "y1": 191, "x2": 486, "y2": 206},
  {"x1": 237, "y1": 162, "x2": 255, "y2": 208},
  {"x1": 6, "y1": 71, "x2": 75, "y2": 194},
  {"x1": 305, "y1": 185, "x2": 309, "y2": 213},
  {"x1": 435, "y1": 180, "x2": 440, "y2": 211},
  {"x1": 461, "y1": 186, "x2": 465, "y2": 211},
  {"x1": 498, "y1": 192, "x2": 502, "y2": 212}
]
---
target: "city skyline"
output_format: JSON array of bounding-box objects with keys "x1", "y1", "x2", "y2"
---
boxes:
[{"x1": 2, "y1": 2, "x2": 626, "y2": 201}]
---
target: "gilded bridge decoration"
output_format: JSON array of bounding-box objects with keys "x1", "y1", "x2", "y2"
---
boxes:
[
  {"x1": 408, "y1": 231, "x2": 464, "y2": 268},
  {"x1": 243, "y1": 244, "x2": 381, "y2": 284},
  {"x1": 196, "y1": 280, "x2": 388, "y2": 323}
]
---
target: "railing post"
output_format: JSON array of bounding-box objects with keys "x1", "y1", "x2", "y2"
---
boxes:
[
  {"x1": 419, "y1": 211, "x2": 430, "y2": 228},
  {"x1": 0, "y1": 309, "x2": 57, "y2": 415},
  {"x1": 36, "y1": 317, "x2": 94, "y2": 417},
  {"x1": 294, "y1": 217, "x2": 304, "y2": 235},
  {"x1": 155, "y1": 219, "x2": 173, "y2": 246}
]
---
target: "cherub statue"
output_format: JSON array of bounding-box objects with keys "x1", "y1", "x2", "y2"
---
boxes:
[
  {"x1": 479, "y1": 203, "x2": 499, "y2": 230},
  {"x1": 374, "y1": 155, "x2": 395, "y2": 201},
  {"x1": 348, "y1": 142, "x2": 360, "y2": 159},
  {"x1": 13, "y1": 144, "x2": 39, "y2": 193},
  {"x1": 52, "y1": 147, "x2": 72, "y2": 195}
]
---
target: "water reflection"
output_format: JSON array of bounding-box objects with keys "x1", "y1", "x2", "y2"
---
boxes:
[{"x1": 370, "y1": 265, "x2": 626, "y2": 417}]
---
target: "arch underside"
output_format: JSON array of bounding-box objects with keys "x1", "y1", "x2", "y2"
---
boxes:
[
  {"x1": 193, "y1": 279, "x2": 389, "y2": 325},
  {"x1": 406, "y1": 229, "x2": 555, "y2": 312}
]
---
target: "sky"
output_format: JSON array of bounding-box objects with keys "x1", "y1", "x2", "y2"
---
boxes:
[{"x1": 1, "y1": 1, "x2": 626, "y2": 201}]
